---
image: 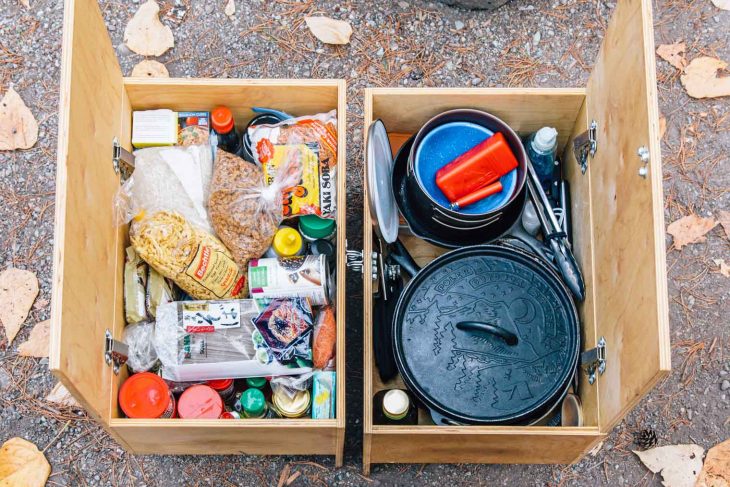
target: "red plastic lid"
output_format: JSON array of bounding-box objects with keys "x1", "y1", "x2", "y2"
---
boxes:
[
  {"x1": 119, "y1": 372, "x2": 171, "y2": 419},
  {"x1": 211, "y1": 106, "x2": 234, "y2": 134},
  {"x1": 206, "y1": 379, "x2": 233, "y2": 391},
  {"x1": 178, "y1": 385, "x2": 224, "y2": 419}
]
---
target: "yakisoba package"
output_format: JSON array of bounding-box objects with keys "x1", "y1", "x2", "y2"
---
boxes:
[{"x1": 248, "y1": 110, "x2": 338, "y2": 219}]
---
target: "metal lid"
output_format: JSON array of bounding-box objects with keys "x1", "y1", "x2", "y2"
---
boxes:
[
  {"x1": 273, "y1": 389, "x2": 311, "y2": 418},
  {"x1": 393, "y1": 244, "x2": 580, "y2": 425},
  {"x1": 366, "y1": 120, "x2": 399, "y2": 244}
]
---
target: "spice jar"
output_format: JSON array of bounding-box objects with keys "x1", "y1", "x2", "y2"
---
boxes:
[
  {"x1": 206, "y1": 379, "x2": 236, "y2": 403},
  {"x1": 177, "y1": 385, "x2": 224, "y2": 419},
  {"x1": 273, "y1": 389, "x2": 311, "y2": 418},
  {"x1": 299, "y1": 215, "x2": 336, "y2": 243}
]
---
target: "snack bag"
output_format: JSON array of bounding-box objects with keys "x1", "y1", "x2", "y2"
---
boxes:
[
  {"x1": 252, "y1": 298, "x2": 314, "y2": 367},
  {"x1": 249, "y1": 110, "x2": 337, "y2": 219},
  {"x1": 312, "y1": 306, "x2": 336, "y2": 370}
]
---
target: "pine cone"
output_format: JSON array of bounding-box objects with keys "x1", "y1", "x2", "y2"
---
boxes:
[{"x1": 633, "y1": 428, "x2": 658, "y2": 450}]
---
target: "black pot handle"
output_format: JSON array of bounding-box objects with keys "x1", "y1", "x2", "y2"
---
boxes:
[
  {"x1": 390, "y1": 239, "x2": 421, "y2": 278},
  {"x1": 456, "y1": 321, "x2": 518, "y2": 346}
]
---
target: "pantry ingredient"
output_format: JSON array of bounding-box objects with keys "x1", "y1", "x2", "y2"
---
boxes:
[
  {"x1": 313, "y1": 306, "x2": 336, "y2": 369},
  {"x1": 304, "y1": 16, "x2": 353, "y2": 45},
  {"x1": 132, "y1": 109, "x2": 177, "y2": 148},
  {"x1": 221, "y1": 411, "x2": 241, "y2": 419},
  {"x1": 211, "y1": 106, "x2": 242, "y2": 155},
  {"x1": 525, "y1": 127, "x2": 558, "y2": 194},
  {"x1": 177, "y1": 111, "x2": 210, "y2": 146},
  {"x1": 312, "y1": 371, "x2": 336, "y2": 419},
  {"x1": 146, "y1": 267, "x2": 176, "y2": 318},
  {"x1": 0, "y1": 437, "x2": 51, "y2": 487},
  {"x1": 249, "y1": 255, "x2": 330, "y2": 306},
  {"x1": 309, "y1": 239, "x2": 336, "y2": 268},
  {"x1": 373, "y1": 389, "x2": 418, "y2": 425},
  {"x1": 266, "y1": 227, "x2": 305, "y2": 258},
  {"x1": 239, "y1": 388, "x2": 279, "y2": 418},
  {"x1": 242, "y1": 111, "x2": 291, "y2": 162},
  {"x1": 0, "y1": 86, "x2": 38, "y2": 150},
  {"x1": 122, "y1": 322, "x2": 158, "y2": 372},
  {"x1": 131, "y1": 211, "x2": 246, "y2": 300},
  {"x1": 119, "y1": 372, "x2": 176, "y2": 418},
  {"x1": 206, "y1": 379, "x2": 236, "y2": 403},
  {"x1": 249, "y1": 110, "x2": 338, "y2": 219},
  {"x1": 123, "y1": 0, "x2": 174, "y2": 57},
  {"x1": 299, "y1": 214, "x2": 336, "y2": 242},
  {"x1": 208, "y1": 150, "x2": 299, "y2": 268},
  {"x1": 273, "y1": 388, "x2": 311, "y2": 418},
  {"x1": 17, "y1": 320, "x2": 50, "y2": 358},
  {"x1": 124, "y1": 246, "x2": 148, "y2": 324},
  {"x1": 0, "y1": 267, "x2": 39, "y2": 345},
  {"x1": 246, "y1": 377, "x2": 267, "y2": 390},
  {"x1": 130, "y1": 59, "x2": 169, "y2": 78},
  {"x1": 178, "y1": 384, "x2": 224, "y2": 419},
  {"x1": 252, "y1": 298, "x2": 314, "y2": 366}
]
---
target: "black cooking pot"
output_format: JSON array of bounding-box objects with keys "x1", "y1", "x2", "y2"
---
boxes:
[
  {"x1": 400, "y1": 109, "x2": 528, "y2": 246},
  {"x1": 392, "y1": 242, "x2": 580, "y2": 425}
]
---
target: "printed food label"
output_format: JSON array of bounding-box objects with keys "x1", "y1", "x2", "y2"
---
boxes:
[
  {"x1": 249, "y1": 265, "x2": 269, "y2": 290},
  {"x1": 185, "y1": 244, "x2": 242, "y2": 298},
  {"x1": 182, "y1": 301, "x2": 241, "y2": 333}
]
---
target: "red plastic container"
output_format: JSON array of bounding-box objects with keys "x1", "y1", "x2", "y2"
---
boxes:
[
  {"x1": 452, "y1": 181, "x2": 503, "y2": 210},
  {"x1": 435, "y1": 132, "x2": 519, "y2": 203},
  {"x1": 206, "y1": 379, "x2": 235, "y2": 402},
  {"x1": 119, "y1": 372, "x2": 176, "y2": 419},
  {"x1": 178, "y1": 385, "x2": 224, "y2": 419}
]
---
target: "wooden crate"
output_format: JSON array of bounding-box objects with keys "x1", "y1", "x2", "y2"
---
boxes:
[
  {"x1": 361, "y1": 0, "x2": 669, "y2": 473},
  {"x1": 50, "y1": 0, "x2": 346, "y2": 463}
]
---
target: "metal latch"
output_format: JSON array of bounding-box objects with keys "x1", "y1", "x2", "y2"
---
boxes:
[
  {"x1": 580, "y1": 336, "x2": 606, "y2": 385},
  {"x1": 637, "y1": 146, "x2": 650, "y2": 178},
  {"x1": 573, "y1": 120, "x2": 597, "y2": 174},
  {"x1": 112, "y1": 137, "x2": 135, "y2": 174},
  {"x1": 104, "y1": 329, "x2": 128, "y2": 375}
]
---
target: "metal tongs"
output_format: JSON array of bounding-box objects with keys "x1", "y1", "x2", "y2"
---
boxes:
[{"x1": 525, "y1": 160, "x2": 586, "y2": 302}]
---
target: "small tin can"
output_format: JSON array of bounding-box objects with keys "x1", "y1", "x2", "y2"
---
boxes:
[
  {"x1": 220, "y1": 411, "x2": 241, "y2": 419},
  {"x1": 273, "y1": 389, "x2": 311, "y2": 418},
  {"x1": 248, "y1": 255, "x2": 330, "y2": 306},
  {"x1": 177, "y1": 385, "x2": 224, "y2": 419},
  {"x1": 119, "y1": 372, "x2": 176, "y2": 418},
  {"x1": 206, "y1": 379, "x2": 235, "y2": 403}
]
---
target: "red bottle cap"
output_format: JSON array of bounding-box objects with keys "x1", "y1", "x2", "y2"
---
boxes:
[
  {"x1": 178, "y1": 385, "x2": 224, "y2": 419},
  {"x1": 206, "y1": 379, "x2": 233, "y2": 392},
  {"x1": 119, "y1": 372, "x2": 172, "y2": 419},
  {"x1": 211, "y1": 106, "x2": 235, "y2": 134}
]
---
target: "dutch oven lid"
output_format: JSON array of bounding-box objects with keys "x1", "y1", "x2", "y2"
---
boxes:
[
  {"x1": 393, "y1": 244, "x2": 579, "y2": 424},
  {"x1": 367, "y1": 120, "x2": 399, "y2": 244}
]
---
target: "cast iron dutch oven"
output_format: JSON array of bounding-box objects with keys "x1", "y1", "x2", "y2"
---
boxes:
[{"x1": 392, "y1": 242, "x2": 580, "y2": 425}]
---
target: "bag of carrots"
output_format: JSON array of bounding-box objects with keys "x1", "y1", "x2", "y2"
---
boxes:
[{"x1": 312, "y1": 306, "x2": 336, "y2": 370}]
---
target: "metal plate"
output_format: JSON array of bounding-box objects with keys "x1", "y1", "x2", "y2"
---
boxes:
[{"x1": 367, "y1": 120, "x2": 399, "y2": 244}]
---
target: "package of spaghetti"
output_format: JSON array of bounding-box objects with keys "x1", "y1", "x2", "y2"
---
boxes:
[
  {"x1": 154, "y1": 299, "x2": 311, "y2": 382},
  {"x1": 248, "y1": 110, "x2": 338, "y2": 219}
]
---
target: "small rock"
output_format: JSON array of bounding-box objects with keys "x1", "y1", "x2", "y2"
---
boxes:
[
  {"x1": 376, "y1": 47, "x2": 384, "y2": 57},
  {"x1": 721, "y1": 380, "x2": 730, "y2": 391},
  {"x1": 533, "y1": 31, "x2": 541, "y2": 45},
  {"x1": 471, "y1": 77, "x2": 482, "y2": 86},
  {"x1": 455, "y1": 20, "x2": 465, "y2": 30},
  {"x1": 0, "y1": 369, "x2": 10, "y2": 390},
  {"x1": 720, "y1": 370, "x2": 727, "y2": 376},
  {"x1": 398, "y1": 1, "x2": 410, "y2": 7}
]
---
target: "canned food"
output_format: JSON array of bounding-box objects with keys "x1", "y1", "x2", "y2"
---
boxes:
[
  {"x1": 178, "y1": 385, "x2": 224, "y2": 419},
  {"x1": 248, "y1": 255, "x2": 329, "y2": 306},
  {"x1": 206, "y1": 379, "x2": 235, "y2": 403},
  {"x1": 273, "y1": 389, "x2": 311, "y2": 418},
  {"x1": 119, "y1": 372, "x2": 176, "y2": 418}
]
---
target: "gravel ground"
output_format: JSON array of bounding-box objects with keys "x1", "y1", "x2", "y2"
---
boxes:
[{"x1": 0, "y1": 0, "x2": 728, "y2": 485}]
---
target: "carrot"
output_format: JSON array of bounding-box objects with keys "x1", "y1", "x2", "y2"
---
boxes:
[{"x1": 313, "y1": 306, "x2": 336, "y2": 369}]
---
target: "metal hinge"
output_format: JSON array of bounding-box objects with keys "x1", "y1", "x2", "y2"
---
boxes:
[
  {"x1": 573, "y1": 120, "x2": 597, "y2": 174},
  {"x1": 580, "y1": 336, "x2": 606, "y2": 385},
  {"x1": 104, "y1": 329, "x2": 129, "y2": 375},
  {"x1": 345, "y1": 241, "x2": 378, "y2": 281},
  {"x1": 112, "y1": 137, "x2": 135, "y2": 174}
]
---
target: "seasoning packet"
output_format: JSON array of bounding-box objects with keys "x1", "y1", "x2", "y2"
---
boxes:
[
  {"x1": 177, "y1": 111, "x2": 210, "y2": 146},
  {"x1": 124, "y1": 246, "x2": 148, "y2": 324},
  {"x1": 146, "y1": 267, "x2": 176, "y2": 319},
  {"x1": 252, "y1": 298, "x2": 314, "y2": 367},
  {"x1": 312, "y1": 371, "x2": 336, "y2": 419}
]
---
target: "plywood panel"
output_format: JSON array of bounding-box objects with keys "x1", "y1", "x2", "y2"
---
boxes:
[{"x1": 585, "y1": 0, "x2": 670, "y2": 432}]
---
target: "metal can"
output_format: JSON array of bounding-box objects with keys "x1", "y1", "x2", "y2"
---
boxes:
[
  {"x1": 206, "y1": 379, "x2": 235, "y2": 403},
  {"x1": 119, "y1": 372, "x2": 176, "y2": 418},
  {"x1": 272, "y1": 389, "x2": 311, "y2": 418},
  {"x1": 177, "y1": 385, "x2": 224, "y2": 419},
  {"x1": 248, "y1": 255, "x2": 330, "y2": 306}
]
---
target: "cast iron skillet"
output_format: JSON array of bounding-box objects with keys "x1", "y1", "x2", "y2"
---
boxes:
[{"x1": 391, "y1": 242, "x2": 580, "y2": 425}]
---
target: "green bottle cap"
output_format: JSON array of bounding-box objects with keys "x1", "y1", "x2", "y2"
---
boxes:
[
  {"x1": 240, "y1": 388, "x2": 266, "y2": 418},
  {"x1": 299, "y1": 215, "x2": 335, "y2": 239},
  {"x1": 246, "y1": 377, "x2": 267, "y2": 389}
]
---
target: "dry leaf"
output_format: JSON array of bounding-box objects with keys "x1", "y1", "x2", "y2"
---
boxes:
[
  {"x1": 123, "y1": 0, "x2": 174, "y2": 57},
  {"x1": 224, "y1": 0, "x2": 235, "y2": 17},
  {"x1": 130, "y1": 59, "x2": 169, "y2": 78},
  {"x1": 0, "y1": 437, "x2": 51, "y2": 487},
  {"x1": 19, "y1": 0, "x2": 29, "y2": 8},
  {"x1": 46, "y1": 382, "x2": 81, "y2": 408},
  {"x1": 718, "y1": 210, "x2": 730, "y2": 241},
  {"x1": 304, "y1": 16, "x2": 353, "y2": 45},
  {"x1": 659, "y1": 116, "x2": 667, "y2": 139},
  {"x1": 657, "y1": 42, "x2": 687, "y2": 70},
  {"x1": 697, "y1": 439, "x2": 730, "y2": 487},
  {"x1": 681, "y1": 57, "x2": 730, "y2": 99},
  {"x1": 713, "y1": 259, "x2": 730, "y2": 278},
  {"x1": 0, "y1": 87, "x2": 39, "y2": 151},
  {"x1": 0, "y1": 268, "x2": 39, "y2": 344},
  {"x1": 667, "y1": 214, "x2": 718, "y2": 250},
  {"x1": 634, "y1": 444, "x2": 705, "y2": 487},
  {"x1": 17, "y1": 320, "x2": 49, "y2": 358},
  {"x1": 711, "y1": 0, "x2": 730, "y2": 10}
]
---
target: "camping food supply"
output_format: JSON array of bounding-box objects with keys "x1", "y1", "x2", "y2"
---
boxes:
[
  {"x1": 132, "y1": 109, "x2": 177, "y2": 148},
  {"x1": 312, "y1": 371, "x2": 336, "y2": 419},
  {"x1": 273, "y1": 389, "x2": 311, "y2": 418},
  {"x1": 252, "y1": 298, "x2": 314, "y2": 366},
  {"x1": 121, "y1": 321, "x2": 158, "y2": 373},
  {"x1": 119, "y1": 372, "x2": 176, "y2": 418},
  {"x1": 177, "y1": 111, "x2": 210, "y2": 146},
  {"x1": 248, "y1": 255, "x2": 329, "y2": 306},
  {"x1": 206, "y1": 379, "x2": 235, "y2": 403},
  {"x1": 124, "y1": 246, "x2": 148, "y2": 324},
  {"x1": 299, "y1": 215, "x2": 336, "y2": 242},
  {"x1": 154, "y1": 299, "x2": 311, "y2": 381},
  {"x1": 211, "y1": 106, "x2": 242, "y2": 155},
  {"x1": 239, "y1": 388, "x2": 279, "y2": 418},
  {"x1": 312, "y1": 305, "x2": 336, "y2": 370},
  {"x1": 146, "y1": 267, "x2": 176, "y2": 318},
  {"x1": 249, "y1": 110, "x2": 338, "y2": 219},
  {"x1": 373, "y1": 389, "x2": 418, "y2": 425},
  {"x1": 525, "y1": 127, "x2": 558, "y2": 194},
  {"x1": 177, "y1": 384, "x2": 224, "y2": 419},
  {"x1": 265, "y1": 226, "x2": 305, "y2": 258}
]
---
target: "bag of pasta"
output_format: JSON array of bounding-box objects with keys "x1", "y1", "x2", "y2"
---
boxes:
[
  {"x1": 248, "y1": 110, "x2": 338, "y2": 219},
  {"x1": 208, "y1": 149, "x2": 302, "y2": 268}
]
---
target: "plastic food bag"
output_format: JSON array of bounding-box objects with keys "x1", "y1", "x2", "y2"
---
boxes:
[
  {"x1": 122, "y1": 322, "x2": 158, "y2": 373},
  {"x1": 208, "y1": 150, "x2": 301, "y2": 269},
  {"x1": 124, "y1": 246, "x2": 148, "y2": 324},
  {"x1": 252, "y1": 298, "x2": 314, "y2": 367},
  {"x1": 270, "y1": 373, "x2": 313, "y2": 400},
  {"x1": 154, "y1": 299, "x2": 310, "y2": 382},
  {"x1": 146, "y1": 267, "x2": 177, "y2": 319},
  {"x1": 249, "y1": 110, "x2": 338, "y2": 219},
  {"x1": 312, "y1": 305, "x2": 336, "y2": 370}
]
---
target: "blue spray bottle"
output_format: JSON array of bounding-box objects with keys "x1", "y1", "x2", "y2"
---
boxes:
[{"x1": 525, "y1": 127, "x2": 558, "y2": 194}]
